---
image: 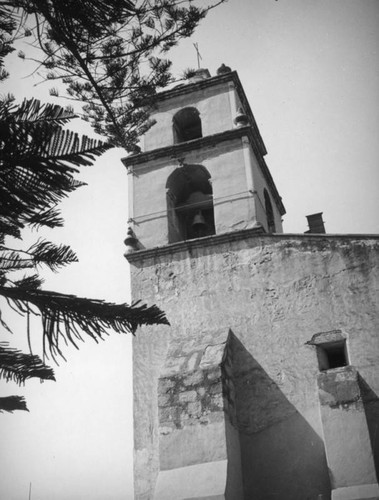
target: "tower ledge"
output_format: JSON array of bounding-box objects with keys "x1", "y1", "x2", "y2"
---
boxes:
[
  {"x1": 144, "y1": 70, "x2": 267, "y2": 157},
  {"x1": 122, "y1": 126, "x2": 286, "y2": 217},
  {"x1": 122, "y1": 127, "x2": 252, "y2": 168},
  {"x1": 125, "y1": 229, "x2": 379, "y2": 264}
]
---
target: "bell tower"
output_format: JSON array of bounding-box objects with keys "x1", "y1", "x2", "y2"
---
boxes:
[
  {"x1": 123, "y1": 65, "x2": 285, "y2": 254},
  {"x1": 123, "y1": 66, "x2": 286, "y2": 500}
]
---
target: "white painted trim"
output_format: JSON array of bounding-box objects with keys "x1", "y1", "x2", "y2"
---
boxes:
[
  {"x1": 227, "y1": 81, "x2": 237, "y2": 129},
  {"x1": 154, "y1": 460, "x2": 227, "y2": 500},
  {"x1": 241, "y1": 136, "x2": 255, "y2": 193},
  {"x1": 332, "y1": 483, "x2": 379, "y2": 500}
]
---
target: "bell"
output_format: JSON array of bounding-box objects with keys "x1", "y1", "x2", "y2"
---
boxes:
[
  {"x1": 192, "y1": 210, "x2": 207, "y2": 232},
  {"x1": 123, "y1": 226, "x2": 138, "y2": 256},
  {"x1": 234, "y1": 107, "x2": 249, "y2": 128}
]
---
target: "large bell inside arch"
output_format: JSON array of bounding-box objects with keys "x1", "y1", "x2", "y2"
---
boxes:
[{"x1": 191, "y1": 210, "x2": 207, "y2": 236}]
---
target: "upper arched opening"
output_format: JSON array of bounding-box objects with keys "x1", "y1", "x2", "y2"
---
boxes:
[
  {"x1": 166, "y1": 164, "x2": 211, "y2": 202},
  {"x1": 264, "y1": 188, "x2": 276, "y2": 233},
  {"x1": 173, "y1": 107, "x2": 202, "y2": 144}
]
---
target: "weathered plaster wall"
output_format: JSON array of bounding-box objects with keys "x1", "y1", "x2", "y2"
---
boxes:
[
  {"x1": 318, "y1": 366, "x2": 379, "y2": 499},
  {"x1": 143, "y1": 82, "x2": 233, "y2": 151},
  {"x1": 130, "y1": 234, "x2": 379, "y2": 499}
]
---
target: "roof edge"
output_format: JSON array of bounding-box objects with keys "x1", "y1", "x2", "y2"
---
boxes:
[
  {"x1": 144, "y1": 70, "x2": 267, "y2": 156},
  {"x1": 125, "y1": 229, "x2": 379, "y2": 263}
]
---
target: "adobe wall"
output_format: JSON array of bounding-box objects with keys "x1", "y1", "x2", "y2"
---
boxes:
[{"x1": 129, "y1": 233, "x2": 379, "y2": 499}]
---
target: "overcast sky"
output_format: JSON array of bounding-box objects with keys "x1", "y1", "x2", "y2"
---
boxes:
[
  {"x1": 167, "y1": 0, "x2": 379, "y2": 234},
  {"x1": 1, "y1": 1, "x2": 378, "y2": 499}
]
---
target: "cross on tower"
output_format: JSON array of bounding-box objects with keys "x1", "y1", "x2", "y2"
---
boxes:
[{"x1": 193, "y1": 43, "x2": 202, "y2": 69}]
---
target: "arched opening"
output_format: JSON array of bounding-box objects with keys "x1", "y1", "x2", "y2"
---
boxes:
[
  {"x1": 166, "y1": 165, "x2": 215, "y2": 242},
  {"x1": 173, "y1": 107, "x2": 202, "y2": 143},
  {"x1": 264, "y1": 189, "x2": 276, "y2": 233}
]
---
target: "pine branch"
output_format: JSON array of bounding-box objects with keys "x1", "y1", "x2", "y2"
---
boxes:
[
  {"x1": 0, "y1": 241, "x2": 77, "y2": 273},
  {"x1": 0, "y1": 97, "x2": 111, "y2": 237},
  {"x1": 0, "y1": 247, "x2": 34, "y2": 271},
  {"x1": 0, "y1": 342, "x2": 55, "y2": 384},
  {"x1": 28, "y1": 240, "x2": 78, "y2": 271},
  {"x1": 0, "y1": 308, "x2": 13, "y2": 334},
  {"x1": 0, "y1": 286, "x2": 169, "y2": 360},
  {"x1": 13, "y1": 274, "x2": 44, "y2": 290},
  {"x1": 0, "y1": 396, "x2": 29, "y2": 413},
  {"x1": 2, "y1": 98, "x2": 112, "y2": 166},
  {"x1": 5, "y1": 0, "x2": 226, "y2": 148},
  {"x1": 26, "y1": 207, "x2": 64, "y2": 228},
  {"x1": 11, "y1": 98, "x2": 77, "y2": 125}
]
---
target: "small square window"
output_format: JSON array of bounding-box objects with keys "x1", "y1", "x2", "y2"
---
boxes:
[{"x1": 317, "y1": 340, "x2": 349, "y2": 371}]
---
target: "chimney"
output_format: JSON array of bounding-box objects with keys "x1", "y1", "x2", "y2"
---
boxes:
[{"x1": 305, "y1": 213, "x2": 326, "y2": 234}]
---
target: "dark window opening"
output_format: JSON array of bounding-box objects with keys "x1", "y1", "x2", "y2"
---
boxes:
[
  {"x1": 317, "y1": 340, "x2": 349, "y2": 371},
  {"x1": 173, "y1": 107, "x2": 202, "y2": 143},
  {"x1": 264, "y1": 189, "x2": 276, "y2": 233},
  {"x1": 166, "y1": 165, "x2": 215, "y2": 243}
]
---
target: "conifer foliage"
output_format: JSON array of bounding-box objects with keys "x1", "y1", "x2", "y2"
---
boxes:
[
  {"x1": 4, "y1": 0, "x2": 230, "y2": 412},
  {"x1": 3, "y1": 0, "x2": 224, "y2": 151},
  {"x1": 0, "y1": 93, "x2": 169, "y2": 412}
]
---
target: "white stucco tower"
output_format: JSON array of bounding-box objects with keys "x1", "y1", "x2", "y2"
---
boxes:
[{"x1": 123, "y1": 65, "x2": 285, "y2": 253}]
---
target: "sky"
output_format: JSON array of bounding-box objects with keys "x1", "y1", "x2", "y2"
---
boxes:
[
  {"x1": 1, "y1": 1, "x2": 378, "y2": 499},
  {"x1": 167, "y1": 0, "x2": 379, "y2": 234}
]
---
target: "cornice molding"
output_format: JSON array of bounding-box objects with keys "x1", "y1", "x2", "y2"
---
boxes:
[
  {"x1": 125, "y1": 226, "x2": 265, "y2": 263},
  {"x1": 122, "y1": 126, "x2": 251, "y2": 167},
  {"x1": 151, "y1": 71, "x2": 236, "y2": 102},
  {"x1": 125, "y1": 229, "x2": 379, "y2": 264},
  {"x1": 122, "y1": 124, "x2": 285, "y2": 215}
]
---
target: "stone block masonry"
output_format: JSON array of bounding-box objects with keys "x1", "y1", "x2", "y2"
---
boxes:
[{"x1": 158, "y1": 365, "x2": 226, "y2": 470}]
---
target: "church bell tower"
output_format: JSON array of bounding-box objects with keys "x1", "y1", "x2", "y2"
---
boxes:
[
  {"x1": 123, "y1": 65, "x2": 286, "y2": 500},
  {"x1": 123, "y1": 65, "x2": 285, "y2": 253}
]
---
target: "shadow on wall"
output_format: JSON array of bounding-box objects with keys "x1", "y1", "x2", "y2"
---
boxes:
[
  {"x1": 359, "y1": 375, "x2": 379, "y2": 480},
  {"x1": 225, "y1": 332, "x2": 331, "y2": 500}
]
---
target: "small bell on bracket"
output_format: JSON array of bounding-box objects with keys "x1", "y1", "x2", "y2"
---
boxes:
[
  {"x1": 234, "y1": 107, "x2": 249, "y2": 128},
  {"x1": 124, "y1": 226, "x2": 139, "y2": 256}
]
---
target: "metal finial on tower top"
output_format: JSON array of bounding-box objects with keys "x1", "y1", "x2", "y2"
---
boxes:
[
  {"x1": 193, "y1": 42, "x2": 202, "y2": 69},
  {"x1": 217, "y1": 63, "x2": 232, "y2": 75}
]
